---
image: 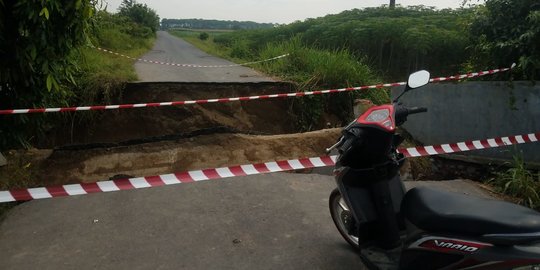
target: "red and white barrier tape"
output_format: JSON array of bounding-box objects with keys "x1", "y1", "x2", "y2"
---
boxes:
[
  {"x1": 92, "y1": 46, "x2": 289, "y2": 68},
  {"x1": 0, "y1": 131, "x2": 537, "y2": 203},
  {"x1": 0, "y1": 66, "x2": 514, "y2": 115},
  {"x1": 398, "y1": 132, "x2": 539, "y2": 157}
]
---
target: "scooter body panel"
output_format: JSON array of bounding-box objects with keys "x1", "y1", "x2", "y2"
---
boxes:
[
  {"x1": 401, "y1": 234, "x2": 540, "y2": 269},
  {"x1": 335, "y1": 167, "x2": 405, "y2": 224}
]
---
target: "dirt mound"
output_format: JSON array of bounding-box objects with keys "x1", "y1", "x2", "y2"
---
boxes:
[{"x1": 4, "y1": 129, "x2": 341, "y2": 186}]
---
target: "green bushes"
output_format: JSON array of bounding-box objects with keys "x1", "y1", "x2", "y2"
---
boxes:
[{"x1": 199, "y1": 32, "x2": 209, "y2": 41}]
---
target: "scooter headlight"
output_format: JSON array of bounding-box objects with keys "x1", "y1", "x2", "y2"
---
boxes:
[{"x1": 366, "y1": 109, "x2": 390, "y2": 122}]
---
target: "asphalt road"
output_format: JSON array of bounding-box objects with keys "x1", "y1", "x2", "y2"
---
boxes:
[
  {"x1": 135, "y1": 31, "x2": 275, "y2": 82},
  {"x1": 0, "y1": 173, "x2": 492, "y2": 270},
  {"x1": 0, "y1": 174, "x2": 363, "y2": 270}
]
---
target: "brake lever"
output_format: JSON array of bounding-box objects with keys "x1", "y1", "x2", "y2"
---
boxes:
[{"x1": 326, "y1": 136, "x2": 345, "y2": 154}]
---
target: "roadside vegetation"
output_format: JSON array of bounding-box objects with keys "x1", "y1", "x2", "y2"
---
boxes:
[
  {"x1": 489, "y1": 154, "x2": 540, "y2": 210},
  {"x1": 0, "y1": 0, "x2": 159, "y2": 150},
  {"x1": 174, "y1": 1, "x2": 539, "y2": 83},
  {"x1": 211, "y1": 6, "x2": 472, "y2": 81}
]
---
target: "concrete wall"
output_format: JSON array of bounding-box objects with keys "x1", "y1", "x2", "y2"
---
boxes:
[{"x1": 391, "y1": 81, "x2": 540, "y2": 164}]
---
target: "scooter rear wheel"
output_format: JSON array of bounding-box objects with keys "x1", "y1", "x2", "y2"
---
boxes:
[{"x1": 329, "y1": 188, "x2": 360, "y2": 249}]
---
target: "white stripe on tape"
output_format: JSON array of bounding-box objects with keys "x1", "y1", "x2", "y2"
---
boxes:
[
  {"x1": 160, "y1": 174, "x2": 180, "y2": 185},
  {"x1": 265, "y1": 162, "x2": 282, "y2": 172},
  {"x1": 240, "y1": 165, "x2": 259, "y2": 175},
  {"x1": 97, "y1": 181, "x2": 119, "y2": 192},
  {"x1": 473, "y1": 141, "x2": 485, "y2": 149},
  {"x1": 64, "y1": 184, "x2": 87, "y2": 196},
  {"x1": 216, "y1": 167, "x2": 235, "y2": 178},
  {"x1": 130, "y1": 177, "x2": 152, "y2": 189},
  {"x1": 28, "y1": 188, "x2": 53, "y2": 199},
  {"x1": 188, "y1": 171, "x2": 208, "y2": 181}
]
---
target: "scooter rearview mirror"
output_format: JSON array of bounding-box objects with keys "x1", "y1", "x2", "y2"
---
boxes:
[
  {"x1": 393, "y1": 70, "x2": 431, "y2": 103},
  {"x1": 407, "y1": 70, "x2": 430, "y2": 89}
]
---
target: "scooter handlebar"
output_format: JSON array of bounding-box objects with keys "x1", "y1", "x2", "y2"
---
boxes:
[
  {"x1": 395, "y1": 106, "x2": 428, "y2": 126},
  {"x1": 407, "y1": 107, "x2": 428, "y2": 115}
]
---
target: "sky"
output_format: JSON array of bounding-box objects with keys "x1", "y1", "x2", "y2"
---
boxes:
[{"x1": 103, "y1": 0, "x2": 472, "y2": 24}]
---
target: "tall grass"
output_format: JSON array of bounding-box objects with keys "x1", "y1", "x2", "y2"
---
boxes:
[
  {"x1": 256, "y1": 38, "x2": 390, "y2": 129},
  {"x1": 257, "y1": 38, "x2": 388, "y2": 103},
  {"x1": 489, "y1": 154, "x2": 540, "y2": 209}
]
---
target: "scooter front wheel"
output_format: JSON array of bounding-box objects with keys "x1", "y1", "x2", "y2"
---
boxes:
[{"x1": 329, "y1": 188, "x2": 360, "y2": 249}]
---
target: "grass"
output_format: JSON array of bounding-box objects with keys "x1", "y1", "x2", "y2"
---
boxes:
[
  {"x1": 256, "y1": 38, "x2": 388, "y2": 102},
  {"x1": 81, "y1": 27, "x2": 156, "y2": 88},
  {"x1": 488, "y1": 154, "x2": 540, "y2": 209},
  {"x1": 63, "y1": 23, "x2": 156, "y2": 130}
]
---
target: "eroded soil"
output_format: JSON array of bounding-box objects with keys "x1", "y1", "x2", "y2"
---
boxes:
[
  {"x1": 1, "y1": 81, "x2": 344, "y2": 188},
  {"x1": 2, "y1": 129, "x2": 341, "y2": 187}
]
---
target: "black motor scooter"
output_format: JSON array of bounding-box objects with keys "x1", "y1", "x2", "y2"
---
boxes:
[{"x1": 327, "y1": 70, "x2": 540, "y2": 269}]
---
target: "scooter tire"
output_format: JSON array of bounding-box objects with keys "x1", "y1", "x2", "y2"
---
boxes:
[{"x1": 329, "y1": 188, "x2": 360, "y2": 250}]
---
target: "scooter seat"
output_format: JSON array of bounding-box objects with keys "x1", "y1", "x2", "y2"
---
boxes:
[{"x1": 402, "y1": 187, "x2": 540, "y2": 245}]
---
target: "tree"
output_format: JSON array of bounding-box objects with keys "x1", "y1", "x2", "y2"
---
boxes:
[
  {"x1": 469, "y1": 0, "x2": 540, "y2": 80},
  {"x1": 390, "y1": 0, "x2": 396, "y2": 9},
  {"x1": 0, "y1": 0, "x2": 97, "y2": 148},
  {"x1": 118, "y1": 0, "x2": 159, "y2": 33}
]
